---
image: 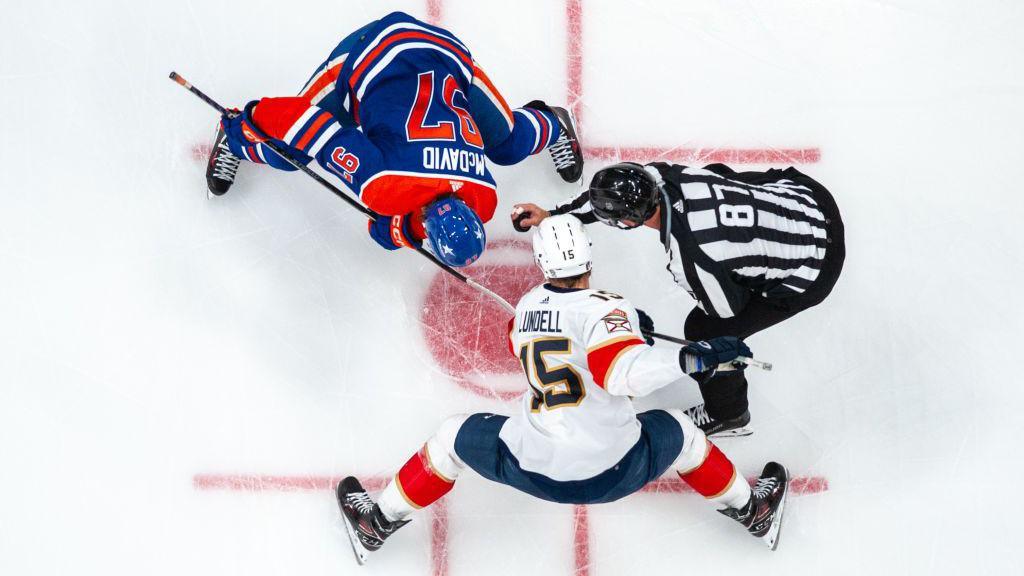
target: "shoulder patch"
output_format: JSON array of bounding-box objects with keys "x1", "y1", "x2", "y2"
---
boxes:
[{"x1": 601, "y1": 308, "x2": 632, "y2": 333}]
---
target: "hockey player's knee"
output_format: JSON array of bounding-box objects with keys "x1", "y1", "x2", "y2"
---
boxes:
[
  {"x1": 666, "y1": 408, "x2": 710, "y2": 473},
  {"x1": 425, "y1": 414, "x2": 470, "y2": 479}
]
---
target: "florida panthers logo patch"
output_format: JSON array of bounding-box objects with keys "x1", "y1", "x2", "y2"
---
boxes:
[{"x1": 602, "y1": 309, "x2": 632, "y2": 333}]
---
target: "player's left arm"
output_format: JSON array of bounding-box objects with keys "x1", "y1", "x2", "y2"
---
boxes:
[{"x1": 227, "y1": 97, "x2": 384, "y2": 194}]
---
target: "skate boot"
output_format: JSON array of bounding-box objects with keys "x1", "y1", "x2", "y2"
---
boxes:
[
  {"x1": 525, "y1": 100, "x2": 584, "y2": 183},
  {"x1": 685, "y1": 403, "x2": 753, "y2": 438},
  {"x1": 719, "y1": 462, "x2": 789, "y2": 550},
  {"x1": 336, "y1": 476, "x2": 410, "y2": 564},
  {"x1": 205, "y1": 122, "x2": 241, "y2": 197}
]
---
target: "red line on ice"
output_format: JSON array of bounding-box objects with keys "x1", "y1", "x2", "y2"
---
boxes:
[
  {"x1": 569, "y1": 476, "x2": 828, "y2": 574},
  {"x1": 573, "y1": 505, "x2": 590, "y2": 576},
  {"x1": 586, "y1": 145, "x2": 821, "y2": 165},
  {"x1": 566, "y1": 0, "x2": 585, "y2": 125},
  {"x1": 193, "y1": 474, "x2": 449, "y2": 576},
  {"x1": 426, "y1": 0, "x2": 443, "y2": 26},
  {"x1": 194, "y1": 472, "x2": 827, "y2": 576}
]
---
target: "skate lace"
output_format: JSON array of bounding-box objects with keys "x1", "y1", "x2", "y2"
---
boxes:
[
  {"x1": 345, "y1": 491, "x2": 375, "y2": 515},
  {"x1": 753, "y1": 477, "x2": 778, "y2": 499},
  {"x1": 686, "y1": 404, "x2": 713, "y2": 426},
  {"x1": 548, "y1": 134, "x2": 577, "y2": 171},
  {"x1": 212, "y1": 140, "x2": 241, "y2": 181}
]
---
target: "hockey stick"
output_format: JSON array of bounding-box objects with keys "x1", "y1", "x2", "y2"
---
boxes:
[
  {"x1": 643, "y1": 330, "x2": 772, "y2": 371},
  {"x1": 170, "y1": 73, "x2": 769, "y2": 371},
  {"x1": 169, "y1": 71, "x2": 516, "y2": 314}
]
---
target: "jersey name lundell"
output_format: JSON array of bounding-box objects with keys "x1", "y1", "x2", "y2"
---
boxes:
[
  {"x1": 422, "y1": 147, "x2": 487, "y2": 176},
  {"x1": 519, "y1": 310, "x2": 562, "y2": 333}
]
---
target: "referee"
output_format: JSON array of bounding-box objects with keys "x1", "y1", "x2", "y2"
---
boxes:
[{"x1": 513, "y1": 162, "x2": 845, "y2": 437}]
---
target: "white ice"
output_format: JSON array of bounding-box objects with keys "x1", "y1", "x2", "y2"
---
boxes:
[{"x1": 1, "y1": 0, "x2": 1022, "y2": 574}]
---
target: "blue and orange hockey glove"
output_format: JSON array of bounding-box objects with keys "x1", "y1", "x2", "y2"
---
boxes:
[
  {"x1": 368, "y1": 213, "x2": 422, "y2": 251},
  {"x1": 679, "y1": 336, "x2": 752, "y2": 373},
  {"x1": 220, "y1": 102, "x2": 266, "y2": 146}
]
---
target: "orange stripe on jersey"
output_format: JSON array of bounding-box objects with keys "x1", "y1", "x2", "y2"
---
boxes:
[
  {"x1": 587, "y1": 336, "x2": 645, "y2": 389},
  {"x1": 250, "y1": 97, "x2": 313, "y2": 141},
  {"x1": 300, "y1": 64, "x2": 342, "y2": 103},
  {"x1": 472, "y1": 63, "x2": 513, "y2": 124},
  {"x1": 350, "y1": 31, "x2": 472, "y2": 92},
  {"x1": 294, "y1": 112, "x2": 331, "y2": 151},
  {"x1": 362, "y1": 173, "x2": 497, "y2": 222}
]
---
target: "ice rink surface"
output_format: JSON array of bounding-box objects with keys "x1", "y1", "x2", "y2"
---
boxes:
[{"x1": 2, "y1": 0, "x2": 1023, "y2": 574}]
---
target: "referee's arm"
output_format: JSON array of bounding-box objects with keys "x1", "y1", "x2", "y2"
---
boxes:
[{"x1": 550, "y1": 191, "x2": 599, "y2": 224}]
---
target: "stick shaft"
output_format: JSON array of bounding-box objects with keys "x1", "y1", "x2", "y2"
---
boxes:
[
  {"x1": 645, "y1": 331, "x2": 772, "y2": 371},
  {"x1": 169, "y1": 71, "x2": 516, "y2": 313}
]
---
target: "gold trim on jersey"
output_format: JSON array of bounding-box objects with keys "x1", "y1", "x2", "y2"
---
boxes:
[
  {"x1": 518, "y1": 337, "x2": 586, "y2": 412},
  {"x1": 602, "y1": 343, "x2": 643, "y2": 389},
  {"x1": 586, "y1": 334, "x2": 643, "y2": 354}
]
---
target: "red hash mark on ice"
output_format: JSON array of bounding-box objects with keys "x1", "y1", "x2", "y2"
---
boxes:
[
  {"x1": 563, "y1": 0, "x2": 819, "y2": 165},
  {"x1": 194, "y1": 472, "x2": 828, "y2": 576}
]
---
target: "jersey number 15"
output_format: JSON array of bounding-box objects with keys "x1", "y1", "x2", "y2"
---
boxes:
[{"x1": 518, "y1": 337, "x2": 586, "y2": 411}]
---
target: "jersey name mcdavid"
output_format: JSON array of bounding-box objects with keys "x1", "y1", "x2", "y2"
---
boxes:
[{"x1": 423, "y1": 147, "x2": 487, "y2": 176}]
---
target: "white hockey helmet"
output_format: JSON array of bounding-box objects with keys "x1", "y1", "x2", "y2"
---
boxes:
[{"x1": 533, "y1": 214, "x2": 593, "y2": 279}]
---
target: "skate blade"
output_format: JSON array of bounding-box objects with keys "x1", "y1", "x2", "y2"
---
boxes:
[
  {"x1": 708, "y1": 425, "x2": 754, "y2": 439},
  {"x1": 336, "y1": 497, "x2": 371, "y2": 565},
  {"x1": 763, "y1": 467, "x2": 790, "y2": 551}
]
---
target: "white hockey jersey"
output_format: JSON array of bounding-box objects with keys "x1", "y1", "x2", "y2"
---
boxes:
[{"x1": 500, "y1": 283, "x2": 688, "y2": 481}]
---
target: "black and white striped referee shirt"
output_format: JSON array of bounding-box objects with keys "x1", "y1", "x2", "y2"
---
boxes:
[{"x1": 551, "y1": 162, "x2": 835, "y2": 319}]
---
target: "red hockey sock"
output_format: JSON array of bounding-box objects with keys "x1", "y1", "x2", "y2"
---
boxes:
[
  {"x1": 394, "y1": 444, "x2": 456, "y2": 509},
  {"x1": 678, "y1": 441, "x2": 750, "y2": 509}
]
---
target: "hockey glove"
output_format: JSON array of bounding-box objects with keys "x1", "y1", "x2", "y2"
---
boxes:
[
  {"x1": 635, "y1": 308, "x2": 655, "y2": 346},
  {"x1": 678, "y1": 336, "x2": 752, "y2": 374},
  {"x1": 220, "y1": 102, "x2": 267, "y2": 146},
  {"x1": 368, "y1": 213, "x2": 422, "y2": 251}
]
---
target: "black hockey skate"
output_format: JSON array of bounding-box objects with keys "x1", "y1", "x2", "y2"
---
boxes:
[
  {"x1": 205, "y1": 123, "x2": 241, "y2": 197},
  {"x1": 685, "y1": 403, "x2": 753, "y2": 438},
  {"x1": 336, "y1": 476, "x2": 409, "y2": 565},
  {"x1": 719, "y1": 462, "x2": 789, "y2": 550},
  {"x1": 525, "y1": 100, "x2": 584, "y2": 183}
]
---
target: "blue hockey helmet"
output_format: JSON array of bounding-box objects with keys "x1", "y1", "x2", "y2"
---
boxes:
[{"x1": 423, "y1": 196, "x2": 486, "y2": 267}]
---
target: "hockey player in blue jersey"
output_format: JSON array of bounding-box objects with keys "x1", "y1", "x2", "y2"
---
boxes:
[{"x1": 205, "y1": 11, "x2": 583, "y2": 268}]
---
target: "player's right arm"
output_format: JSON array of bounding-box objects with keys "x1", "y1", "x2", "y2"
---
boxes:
[
  {"x1": 583, "y1": 296, "x2": 752, "y2": 397},
  {"x1": 583, "y1": 297, "x2": 685, "y2": 398}
]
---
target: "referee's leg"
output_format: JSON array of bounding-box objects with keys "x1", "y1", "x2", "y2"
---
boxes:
[{"x1": 684, "y1": 299, "x2": 795, "y2": 421}]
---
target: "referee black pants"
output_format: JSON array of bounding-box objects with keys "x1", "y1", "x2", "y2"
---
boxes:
[{"x1": 684, "y1": 167, "x2": 846, "y2": 421}]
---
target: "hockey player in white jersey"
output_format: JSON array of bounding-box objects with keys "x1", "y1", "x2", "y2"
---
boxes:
[{"x1": 335, "y1": 215, "x2": 790, "y2": 564}]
